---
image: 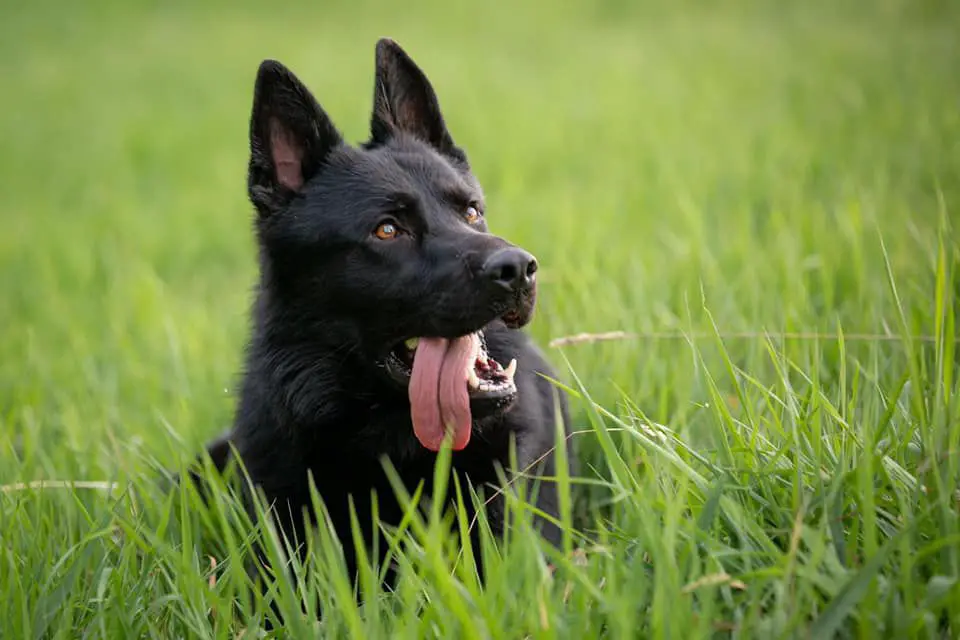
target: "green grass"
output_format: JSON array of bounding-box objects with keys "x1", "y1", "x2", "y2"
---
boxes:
[{"x1": 2, "y1": 0, "x2": 959, "y2": 636}]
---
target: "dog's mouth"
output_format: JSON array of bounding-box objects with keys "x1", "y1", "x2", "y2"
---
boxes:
[{"x1": 382, "y1": 330, "x2": 518, "y2": 452}]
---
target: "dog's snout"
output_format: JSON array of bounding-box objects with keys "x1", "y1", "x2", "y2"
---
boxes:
[{"x1": 481, "y1": 247, "x2": 538, "y2": 293}]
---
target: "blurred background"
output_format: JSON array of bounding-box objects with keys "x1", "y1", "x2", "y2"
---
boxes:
[{"x1": 1, "y1": 0, "x2": 957, "y2": 477}]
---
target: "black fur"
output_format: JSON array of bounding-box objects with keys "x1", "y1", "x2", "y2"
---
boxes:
[{"x1": 194, "y1": 38, "x2": 575, "y2": 595}]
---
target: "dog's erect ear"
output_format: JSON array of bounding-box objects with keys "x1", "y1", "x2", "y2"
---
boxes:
[
  {"x1": 370, "y1": 38, "x2": 465, "y2": 162},
  {"x1": 248, "y1": 60, "x2": 343, "y2": 217}
]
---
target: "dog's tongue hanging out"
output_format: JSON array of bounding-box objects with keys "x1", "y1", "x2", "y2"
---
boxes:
[{"x1": 408, "y1": 334, "x2": 478, "y2": 451}]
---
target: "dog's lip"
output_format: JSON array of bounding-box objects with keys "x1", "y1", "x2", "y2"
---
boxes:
[
  {"x1": 377, "y1": 309, "x2": 518, "y2": 359},
  {"x1": 391, "y1": 306, "x2": 532, "y2": 346},
  {"x1": 501, "y1": 310, "x2": 524, "y2": 328}
]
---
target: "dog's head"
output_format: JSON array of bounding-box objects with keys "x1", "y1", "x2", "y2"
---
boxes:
[{"x1": 247, "y1": 39, "x2": 538, "y2": 451}]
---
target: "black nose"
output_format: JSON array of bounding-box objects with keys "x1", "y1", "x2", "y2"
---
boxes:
[{"x1": 481, "y1": 247, "x2": 538, "y2": 293}]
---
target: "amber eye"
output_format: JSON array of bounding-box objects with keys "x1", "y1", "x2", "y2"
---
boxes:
[
  {"x1": 374, "y1": 221, "x2": 399, "y2": 240},
  {"x1": 464, "y1": 205, "x2": 483, "y2": 224}
]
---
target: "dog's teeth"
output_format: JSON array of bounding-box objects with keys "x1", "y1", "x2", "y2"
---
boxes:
[
  {"x1": 466, "y1": 338, "x2": 481, "y2": 387},
  {"x1": 503, "y1": 358, "x2": 517, "y2": 380},
  {"x1": 467, "y1": 367, "x2": 481, "y2": 390},
  {"x1": 404, "y1": 337, "x2": 419, "y2": 351}
]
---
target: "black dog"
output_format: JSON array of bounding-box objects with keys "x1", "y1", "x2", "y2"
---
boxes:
[{"x1": 196, "y1": 38, "x2": 575, "y2": 592}]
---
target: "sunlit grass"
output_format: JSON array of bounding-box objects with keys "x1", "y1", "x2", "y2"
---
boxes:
[{"x1": 2, "y1": 0, "x2": 958, "y2": 636}]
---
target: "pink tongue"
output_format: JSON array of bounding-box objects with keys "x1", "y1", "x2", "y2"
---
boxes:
[{"x1": 408, "y1": 335, "x2": 476, "y2": 451}]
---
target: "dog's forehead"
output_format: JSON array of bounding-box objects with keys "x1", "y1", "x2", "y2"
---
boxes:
[{"x1": 365, "y1": 137, "x2": 479, "y2": 196}]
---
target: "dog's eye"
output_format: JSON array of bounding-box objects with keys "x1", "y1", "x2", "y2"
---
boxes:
[
  {"x1": 464, "y1": 205, "x2": 483, "y2": 224},
  {"x1": 374, "y1": 221, "x2": 399, "y2": 240}
]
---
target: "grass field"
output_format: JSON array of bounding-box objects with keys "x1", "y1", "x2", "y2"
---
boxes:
[{"x1": 2, "y1": 0, "x2": 959, "y2": 636}]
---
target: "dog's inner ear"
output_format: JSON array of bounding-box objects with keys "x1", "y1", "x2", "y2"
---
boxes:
[
  {"x1": 269, "y1": 118, "x2": 308, "y2": 191},
  {"x1": 370, "y1": 39, "x2": 463, "y2": 161},
  {"x1": 248, "y1": 60, "x2": 343, "y2": 216}
]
